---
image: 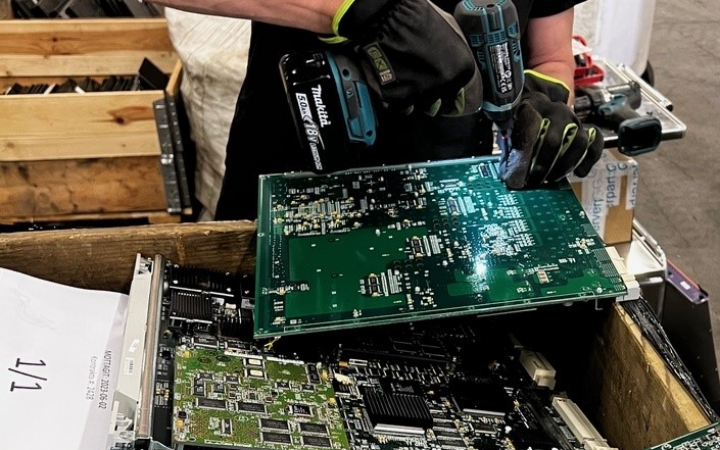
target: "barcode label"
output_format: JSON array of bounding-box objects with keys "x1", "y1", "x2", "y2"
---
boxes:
[{"x1": 124, "y1": 357, "x2": 135, "y2": 376}]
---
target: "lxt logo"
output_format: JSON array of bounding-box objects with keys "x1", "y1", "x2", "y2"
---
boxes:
[{"x1": 363, "y1": 43, "x2": 395, "y2": 85}]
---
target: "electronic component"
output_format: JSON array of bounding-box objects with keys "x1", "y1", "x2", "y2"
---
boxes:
[
  {"x1": 364, "y1": 390, "x2": 433, "y2": 429},
  {"x1": 302, "y1": 435, "x2": 333, "y2": 447},
  {"x1": 263, "y1": 432, "x2": 293, "y2": 444},
  {"x1": 168, "y1": 290, "x2": 213, "y2": 331},
  {"x1": 520, "y1": 350, "x2": 557, "y2": 390},
  {"x1": 552, "y1": 397, "x2": 618, "y2": 450},
  {"x1": 256, "y1": 156, "x2": 632, "y2": 338},
  {"x1": 124, "y1": 256, "x2": 619, "y2": 450},
  {"x1": 196, "y1": 398, "x2": 226, "y2": 410},
  {"x1": 450, "y1": 378, "x2": 513, "y2": 417},
  {"x1": 172, "y1": 347, "x2": 348, "y2": 450},
  {"x1": 300, "y1": 423, "x2": 329, "y2": 434},
  {"x1": 644, "y1": 423, "x2": 720, "y2": 450},
  {"x1": 262, "y1": 419, "x2": 290, "y2": 431}
]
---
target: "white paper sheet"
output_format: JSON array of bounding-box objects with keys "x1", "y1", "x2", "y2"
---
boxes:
[{"x1": 0, "y1": 268, "x2": 129, "y2": 450}]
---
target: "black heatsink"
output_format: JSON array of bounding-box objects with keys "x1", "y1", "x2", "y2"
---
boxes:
[
  {"x1": 169, "y1": 290, "x2": 212, "y2": 321},
  {"x1": 168, "y1": 265, "x2": 237, "y2": 294},
  {"x1": 364, "y1": 390, "x2": 433, "y2": 429}
]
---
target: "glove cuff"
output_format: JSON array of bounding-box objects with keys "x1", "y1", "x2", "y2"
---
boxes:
[
  {"x1": 524, "y1": 70, "x2": 571, "y2": 104},
  {"x1": 331, "y1": 0, "x2": 396, "y2": 40}
]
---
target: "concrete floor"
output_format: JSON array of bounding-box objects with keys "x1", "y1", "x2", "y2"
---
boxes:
[{"x1": 635, "y1": 0, "x2": 720, "y2": 301}]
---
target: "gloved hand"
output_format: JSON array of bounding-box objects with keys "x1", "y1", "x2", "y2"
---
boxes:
[
  {"x1": 324, "y1": 0, "x2": 482, "y2": 117},
  {"x1": 500, "y1": 70, "x2": 604, "y2": 189}
]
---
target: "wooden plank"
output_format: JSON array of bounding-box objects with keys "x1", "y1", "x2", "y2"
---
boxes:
[
  {"x1": 589, "y1": 304, "x2": 710, "y2": 450},
  {"x1": 0, "y1": 210, "x2": 180, "y2": 226},
  {"x1": 0, "y1": 52, "x2": 177, "y2": 78},
  {"x1": 0, "y1": 19, "x2": 173, "y2": 54},
  {"x1": 0, "y1": 156, "x2": 168, "y2": 218},
  {"x1": 0, "y1": 133, "x2": 160, "y2": 162},
  {"x1": 166, "y1": 60, "x2": 183, "y2": 96},
  {"x1": 0, "y1": 221, "x2": 257, "y2": 293},
  {"x1": 0, "y1": 92, "x2": 161, "y2": 148}
]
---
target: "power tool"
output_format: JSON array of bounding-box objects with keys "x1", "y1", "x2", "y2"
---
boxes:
[
  {"x1": 453, "y1": 0, "x2": 524, "y2": 153},
  {"x1": 574, "y1": 80, "x2": 662, "y2": 156},
  {"x1": 279, "y1": 0, "x2": 524, "y2": 173},
  {"x1": 279, "y1": 51, "x2": 377, "y2": 173}
]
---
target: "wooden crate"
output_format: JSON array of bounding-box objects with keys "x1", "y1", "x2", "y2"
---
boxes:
[
  {"x1": 0, "y1": 18, "x2": 184, "y2": 225},
  {"x1": 0, "y1": 221, "x2": 712, "y2": 450}
]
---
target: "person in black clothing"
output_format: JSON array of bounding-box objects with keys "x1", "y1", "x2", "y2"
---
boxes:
[{"x1": 152, "y1": 0, "x2": 603, "y2": 220}]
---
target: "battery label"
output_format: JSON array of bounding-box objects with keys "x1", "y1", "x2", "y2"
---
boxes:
[
  {"x1": 295, "y1": 92, "x2": 325, "y2": 171},
  {"x1": 490, "y1": 42, "x2": 514, "y2": 94}
]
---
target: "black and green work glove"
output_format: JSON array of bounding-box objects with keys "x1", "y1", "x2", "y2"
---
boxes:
[
  {"x1": 501, "y1": 70, "x2": 604, "y2": 189},
  {"x1": 324, "y1": 0, "x2": 482, "y2": 117}
]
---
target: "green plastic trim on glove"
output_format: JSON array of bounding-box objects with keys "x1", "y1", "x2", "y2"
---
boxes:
[
  {"x1": 318, "y1": 0, "x2": 483, "y2": 117},
  {"x1": 330, "y1": 0, "x2": 356, "y2": 39},
  {"x1": 524, "y1": 69, "x2": 571, "y2": 102}
]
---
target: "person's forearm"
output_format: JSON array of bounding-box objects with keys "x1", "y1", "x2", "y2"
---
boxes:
[
  {"x1": 525, "y1": 9, "x2": 577, "y2": 102},
  {"x1": 150, "y1": 0, "x2": 344, "y2": 33}
]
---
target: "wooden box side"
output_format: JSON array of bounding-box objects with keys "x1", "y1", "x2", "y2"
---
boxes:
[
  {"x1": 0, "y1": 18, "x2": 177, "y2": 77},
  {"x1": 0, "y1": 155, "x2": 169, "y2": 221},
  {"x1": 0, "y1": 221, "x2": 256, "y2": 291},
  {"x1": 0, "y1": 91, "x2": 164, "y2": 161},
  {"x1": 590, "y1": 304, "x2": 711, "y2": 450}
]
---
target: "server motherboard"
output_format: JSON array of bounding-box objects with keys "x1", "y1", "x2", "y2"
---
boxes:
[
  {"x1": 256, "y1": 157, "x2": 630, "y2": 338},
  {"x1": 114, "y1": 261, "x2": 622, "y2": 450}
]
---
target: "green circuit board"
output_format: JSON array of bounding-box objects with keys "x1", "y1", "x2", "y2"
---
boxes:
[
  {"x1": 172, "y1": 347, "x2": 349, "y2": 450},
  {"x1": 644, "y1": 423, "x2": 720, "y2": 450},
  {"x1": 255, "y1": 156, "x2": 628, "y2": 338}
]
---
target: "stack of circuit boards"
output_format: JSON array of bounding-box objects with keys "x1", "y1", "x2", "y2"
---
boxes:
[
  {"x1": 118, "y1": 259, "x2": 628, "y2": 450},
  {"x1": 255, "y1": 156, "x2": 634, "y2": 338}
]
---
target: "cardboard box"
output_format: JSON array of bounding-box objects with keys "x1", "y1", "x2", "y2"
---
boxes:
[
  {"x1": 569, "y1": 149, "x2": 639, "y2": 245},
  {"x1": 0, "y1": 19, "x2": 184, "y2": 225},
  {"x1": 0, "y1": 221, "x2": 712, "y2": 450}
]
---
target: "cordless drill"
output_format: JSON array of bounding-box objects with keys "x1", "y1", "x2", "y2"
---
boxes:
[
  {"x1": 574, "y1": 80, "x2": 662, "y2": 156},
  {"x1": 453, "y1": 0, "x2": 524, "y2": 154},
  {"x1": 279, "y1": 0, "x2": 524, "y2": 173}
]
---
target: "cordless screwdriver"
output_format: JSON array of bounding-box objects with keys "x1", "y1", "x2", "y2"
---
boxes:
[
  {"x1": 280, "y1": 0, "x2": 525, "y2": 174},
  {"x1": 453, "y1": 0, "x2": 524, "y2": 154}
]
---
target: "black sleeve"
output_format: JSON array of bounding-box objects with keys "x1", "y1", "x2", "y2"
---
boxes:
[{"x1": 529, "y1": 0, "x2": 586, "y2": 18}]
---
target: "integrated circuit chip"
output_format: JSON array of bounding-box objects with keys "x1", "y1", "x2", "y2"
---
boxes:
[
  {"x1": 290, "y1": 404, "x2": 313, "y2": 416},
  {"x1": 263, "y1": 432, "x2": 293, "y2": 445},
  {"x1": 238, "y1": 402, "x2": 267, "y2": 413},
  {"x1": 302, "y1": 435, "x2": 333, "y2": 448},
  {"x1": 196, "y1": 398, "x2": 226, "y2": 410},
  {"x1": 261, "y1": 419, "x2": 290, "y2": 431},
  {"x1": 299, "y1": 423, "x2": 328, "y2": 434}
]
